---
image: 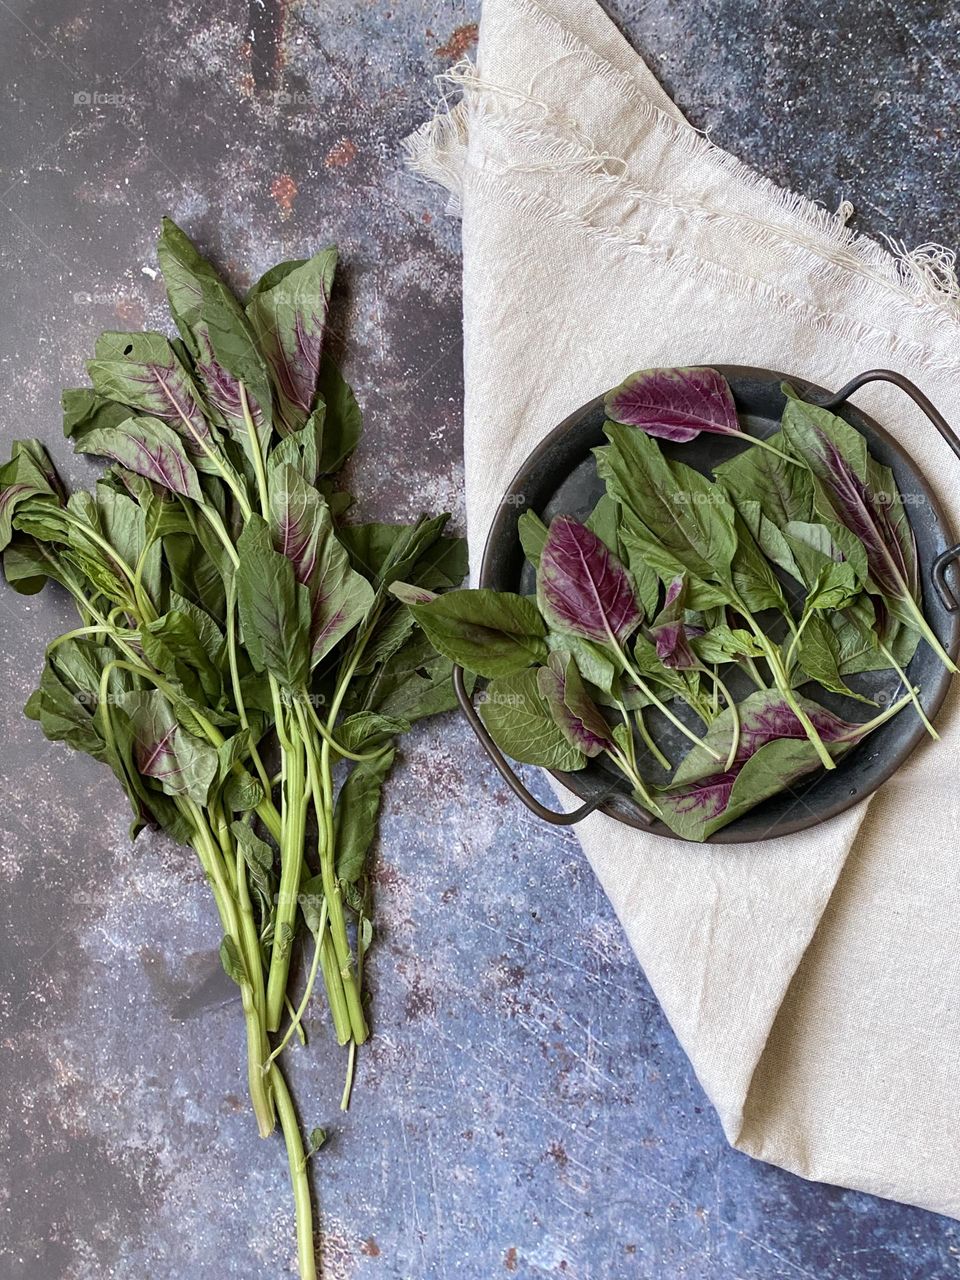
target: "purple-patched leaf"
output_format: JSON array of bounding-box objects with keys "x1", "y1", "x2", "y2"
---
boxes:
[
  {"x1": 538, "y1": 515, "x2": 641, "y2": 645},
  {"x1": 157, "y1": 219, "x2": 272, "y2": 450},
  {"x1": 780, "y1": 397, "x2": 917, "y2": 604},
  {"x1": 673, "y1": 689, "x2": 857, "y2": 788},
  {"x1": 75, "y1": 416, "x2": 205, "y2": 502},
  {"x1": 268, "y1": 464, "x2": 374, "y2": 665},
  {"x1": 87, "y1": 332, "x2": 215, "y2": 466},
  {"x1": 123, "y1": 690, "x2": 218, "y2": 806},
  {"x1": 648, "y1": 574, "x2": 698, "y2": 669},
  {"x1": 658, "y1": 689, "x2": 875, "y2": 839},
  {"x1": 605, "y1": 366, "x2": 742, "y2": 444},
  {"x1": 537, "y1": 652, "x2": 614, "y2": 757},
  {"x1": 246, "y1": 250, "x2": 338, "y2": 435},
  {"x1": 658, "y1": 737, "x2": 825, "y2": 840}
]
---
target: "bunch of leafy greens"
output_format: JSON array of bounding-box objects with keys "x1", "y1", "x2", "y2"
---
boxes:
[
  {"x1": 409, "y1": 366, "x2": 953, "y2": 842},
  {"x1": 0, "y1": 219, "x2": 466, "y2": 1280}
]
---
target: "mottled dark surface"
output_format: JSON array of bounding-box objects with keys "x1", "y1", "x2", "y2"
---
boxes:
[{"x1": 2, "y1": 1, "x2": 960, "y2": 1277}]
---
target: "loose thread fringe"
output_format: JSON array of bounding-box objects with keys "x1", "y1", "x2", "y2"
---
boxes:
[{"x1": 403, "y1": 8, "x2": 960, "y2": 360}]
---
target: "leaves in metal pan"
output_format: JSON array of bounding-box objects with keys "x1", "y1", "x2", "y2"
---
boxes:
[
  {"x1": 598, "y1": 422, "x2": 738, "y2": 594},
  {"x1": 409, "y1": 588, "x2": 548, "y2": 678},
  {"x1": 477, "y1": 667, "x2": 585, "y2": 771},
  {"x1": 605, "y1": 366, "x2": 743, "y2": 444},
  {"x1": 537, "y1": 515, "x2": 642, "y2": 645},
  {"x1": 537, "y1": 652, "x2": 614, "y2": 757}
]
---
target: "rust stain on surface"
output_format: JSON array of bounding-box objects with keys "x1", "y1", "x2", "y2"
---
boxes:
[
  {"x1": 434, "y1": 23, "x2": 478, "y2": 59},
  {"x1": 269, "y1": 172, "x2": 298, "y2": 215},
  {"x1": 324, "y1": 137, "x2": 358, "y2": 168},
  {"x1": 504, "y1": 1245, "x2": 518, "y2": 1270},
  {"x1": 360, "y1": 1237, "x2": 381, "y2": 1257}
]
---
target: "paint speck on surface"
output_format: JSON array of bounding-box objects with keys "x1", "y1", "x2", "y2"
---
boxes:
[
  {"x1": 361, "y1": 1237, "x2": 381, "y2": 1257},
  {"x1": 504, "y1": 1245, "x2": 518, "y2": 1271},
  {"x1": 325, "y1": 137, "x2": 358, "y2": 168},
  {"x1": 269, "y1": 172, "x2": 298, "y2": 215},
  {"x1": 435, "y1": 23, "x2": 478, "y2": 59}
]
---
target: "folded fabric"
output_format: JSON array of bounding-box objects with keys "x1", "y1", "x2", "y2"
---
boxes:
[{"x1": 406, "y1": 0, "x2": 960, "y2": 1219}]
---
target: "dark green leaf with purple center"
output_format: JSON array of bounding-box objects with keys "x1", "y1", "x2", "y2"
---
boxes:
[
  {"x1": 537, "y1": 515, "x2": 641, "y2": 645},
  {"x1": 158, "y1": 218, "x2": 273, "y2": 451},
  {"x1": 537, "y1": 651, "x2": 615, "y2": 757},
  {"x1": 246, "y1": 250, "x2": 338, "y2": 435},
  {"x1": 86, "y1": 331, "x2": 217, "y2": 470},
  {"x1": 648, "y1": 575, "x2": 698, "y2": 669}
]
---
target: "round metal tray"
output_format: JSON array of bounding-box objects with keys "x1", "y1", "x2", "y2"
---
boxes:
[{"x1": 457, "y1": 367, "x2": 960, "y2": 843}]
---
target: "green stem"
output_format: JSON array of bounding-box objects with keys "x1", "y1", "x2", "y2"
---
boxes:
[
  {"x1": 608, "y1": 636, "x2": 723, "y2": 761},
  {"x1": 784, "y1": 608, "x2": 813, "y2": 672},
  {"x1": 270, "y1": 1064, "x2": 317, "y2": 1280},
  {"x1": 879, "y1": 641, "x2": 939, "y2": 739},
  {"x1": 265, "y1": 707, "x2": 308, "y2": 1032},
  {"x1": 171, "y1": 400, "x2": 252, "y2": 519},
  {"x1": 341, "y1": 1040, "x2": 358, "y2": 1112},
  {"x1": 297, "y1": 701, "x2": 368, "y2": 1044},
  {"x1": 902, "y1": 594, "x2": 959, "y2": 675},
  {"x1": 605, "y1": 744, "x2": 662, "y2": 819},
  {"x1": 835, "y1": 689, "x2": 914, "y2": 741},
  {"x1": 631, "y1": 706, "x2": 671, "y2": 770},
  {"x1": 697, "y1": 666, "x2": 740, "y2": 771},
  {"x1": 319, "y1": 924, "x2": 353, "y2": 1045},
  {"x1": 240, "y1": 382, "x2": 272, "y2": 522},
  {"x1": 185, "y1": 800, "x2": 275, "y2": 1138},
  {"x1": 737, "y1": 605, "x2": 837, "y2": 771},
  {"x1": 226, "y1": 582, "x2": 273, "y2": 799},
  {"x1": 304, "y1": 693, "x2": 391, "y2": 763},
  {"x1": 748, "y1": 435, "x2": 802, "y2": 466},
  {"x1": 267, "y1": 903, "x2": 328, "y2": 1067}
]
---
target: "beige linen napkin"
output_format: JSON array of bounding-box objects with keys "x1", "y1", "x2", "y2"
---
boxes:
[{"x1": 407, "y1": 0, "x2": 960, "y2": 1218}]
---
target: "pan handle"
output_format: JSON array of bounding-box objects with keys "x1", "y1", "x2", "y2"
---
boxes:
[
  {"x1": 815, "y1": 368, "x2": 960, "y2": 612},
  {"x1": 452, "y1": 665, "x2": 634, "y2": 826}
]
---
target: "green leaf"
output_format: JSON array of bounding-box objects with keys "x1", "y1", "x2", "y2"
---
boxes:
[
  {"x1": 299, "y1": 873, "x2": 326, "y2": 935},
  {"x1": 334, "y1": 748, "x2": 396, "y2": 886},
  {"x1": 245, "y1": 250, "x2": 337, "y2": 436},
  {"x1": 546, "y1": 631, "x2": 616, "y2": 693},
  {"x1": 316, "y1": 353, "x2": 362, "y2": 473},
  {"x1": 231, "y1": 820, "x2": 275, "y2": 901},
  {"x1": 478, "y1": 667, "x2": 586, "y2": 770},
  {"x1": 119, "y1": 690, "x2": 219, "y2": 805},
  {"x1": 410, "y1": 588, "x2": 548, "y2": 678},
  {"x1": 157, "y1": 218, "x2": 274, "y2": 446},
  {"x1": 517, "y1": 509, "x2": 548, "y2": 569},
  {"x1": 659, "y1": 736, "x2": 826, "y2": 841},
  {"x1": 350, "y1": 629, "x2": 459, "y2": 722},
  {"x1": 269, "y1": 465, "x2": 373, "y2": 665},
  {"x1": 236, "y1": 514, "x2": 312, "y2": 688},
  {"x1": 335, "y1": 712, "x2": 410, "y2": 754},
  {"x1": 62, "y1": 388, "x2": 132, "y2": 445},
  {"x1": 690, "y1": 625, "x2": 764, "y2": 665},
  {"x1": 304, "y1": 1127, "x2": 327, "y2": 1160},
  {"x1": 586, "y1": 493, "x2": 660, "y2": 619},
  {"x1": 597, "y1": 423, "x2": 738, "y2": 594},
  {"x1": 794, "y1": 616, "x2": 877, "y2": 704},
  {"x1": 714, "y1": 429, "x2": 814, "y2": 526},
  {"x1": 86, "y1": 332, "x2": 217, "y2": 467},
  {"x1": 219, "y1": 936, "x2": 247, "y2": 986},
  {"x1": 76, "y1": 416, "x2": 205, "y2": 502},
  {"x1": 141, "y1": 609, "x2": 224, "y2": 705}
]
